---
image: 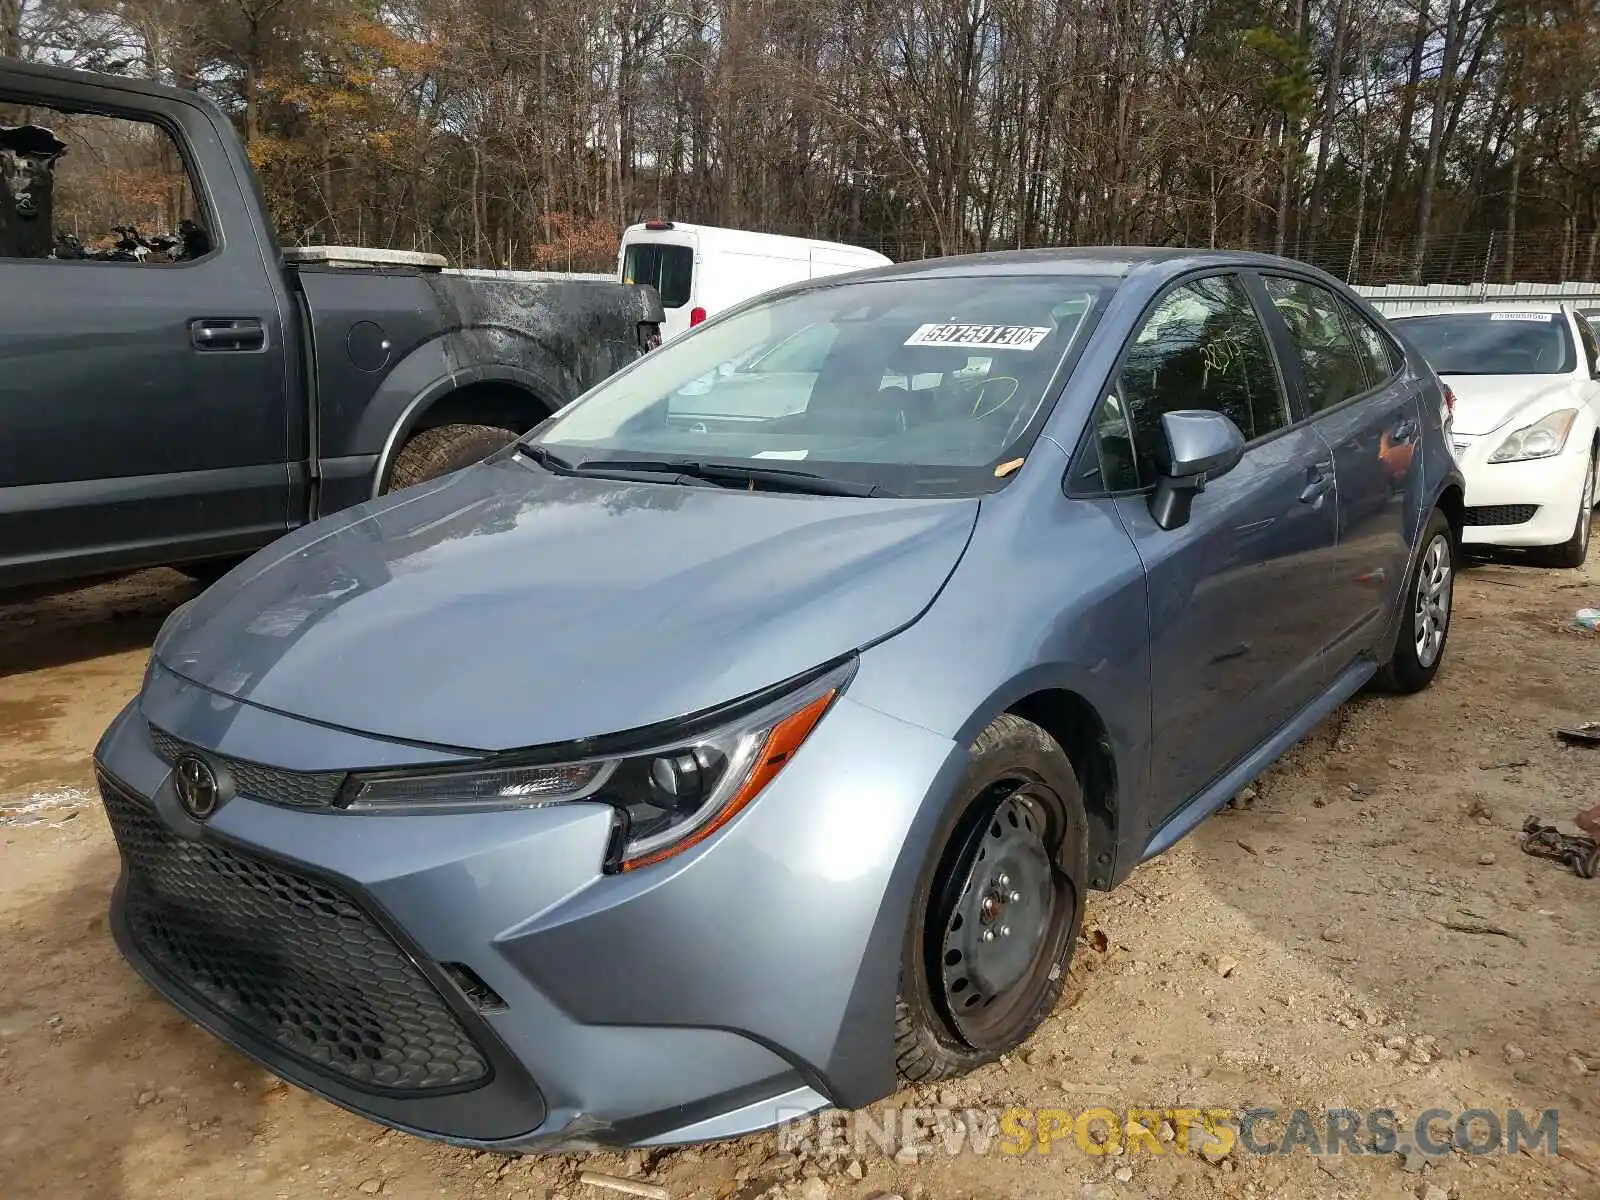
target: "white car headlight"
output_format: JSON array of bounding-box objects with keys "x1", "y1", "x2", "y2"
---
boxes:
[
  {"x1": 342, "y1": 659, "x2": 854, "y2": 871},
  {"x1": 1487, "y1": 409, "x2": 1578, "y2": 463}
]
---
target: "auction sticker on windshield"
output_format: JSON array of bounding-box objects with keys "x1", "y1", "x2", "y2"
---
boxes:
[
  {"x1": 1489, "y1": 312, "x2": 1555, "y2": 322},
  {"x1": 905, "y1": 324, "x2": 1052, "y2": 350}
]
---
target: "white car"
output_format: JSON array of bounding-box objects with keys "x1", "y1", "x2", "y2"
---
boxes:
[{"x1": 1392, "y1": 304, "x2": 1600, "y2": 567}]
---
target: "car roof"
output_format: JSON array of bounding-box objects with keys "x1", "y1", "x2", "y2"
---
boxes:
[{"x1": 843, "y1": 246, "x2": 1325, "y2": 282}]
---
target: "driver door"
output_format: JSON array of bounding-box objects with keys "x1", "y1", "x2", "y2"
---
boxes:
[{"x1": 1099, "y1": 273, "x2": 1341, "y2": 827}]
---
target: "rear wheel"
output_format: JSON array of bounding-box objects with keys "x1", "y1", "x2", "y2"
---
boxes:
[
  {"x1": 894, "y1": 714, "x2": 1087, "y2": 1082},
  {"x1": 1376, "y1": 508, "x2": 1454, "y2": 694},
  {"x1": 1539, "y1": 448, "x2": 1596, "y2": 570},
  {"x1": 387, "y1": 424, "x2": 517, "y2": 493}
]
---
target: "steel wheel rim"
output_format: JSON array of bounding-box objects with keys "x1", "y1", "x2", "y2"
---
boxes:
[
  {"x1": 932, "y1": 782, "x2": 1073, "y2": 1050},
  {"x1": 1413, "y1": 532, "x2": 1452, "y2": 669}
]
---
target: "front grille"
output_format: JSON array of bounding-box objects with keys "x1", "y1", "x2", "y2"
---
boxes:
[
  {"x1": 101, "y1": 778, "x2": 490, "y2": 1094},
  {"x1": 1464, "y1": 504, "x2": 1539, "y2": 527},
  {"x1": 148, "y1": 725, "x2": 345, "y2": 809}
]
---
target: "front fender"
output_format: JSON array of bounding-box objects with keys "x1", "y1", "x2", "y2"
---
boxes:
[{"x1": 500, "y1": 695, "x2": 969, "y2": 1111}]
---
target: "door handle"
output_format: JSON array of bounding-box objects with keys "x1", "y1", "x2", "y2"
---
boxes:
[
  {"x1": 190, "y1": 317, "x2": 266, "y2": 352},
  {"x1": 1300, "y1": 463, "x2": 1335, "y2": 504},
  {"x1": 1391, "y1": 417, "x2": 1420, "y2": 443}
]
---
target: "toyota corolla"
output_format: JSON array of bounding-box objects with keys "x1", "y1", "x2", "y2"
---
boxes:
[{"x1": 95, "y1": 249, "x2": 1463, "y2": 1152}]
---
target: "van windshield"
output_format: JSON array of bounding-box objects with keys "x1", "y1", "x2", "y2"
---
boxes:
[
  {"x1": 531, "y1": 274, "x2": 1114, "y2": 497},
  {"x1": 622, "y1": 242, "x2": 693, "y2": 309}
]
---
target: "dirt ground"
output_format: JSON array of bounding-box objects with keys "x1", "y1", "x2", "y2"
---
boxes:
[{"x1": 1, "y1": 558, "x2": 1597, "y2": 1200}]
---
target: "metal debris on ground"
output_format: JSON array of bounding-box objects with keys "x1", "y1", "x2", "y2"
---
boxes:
[
  {"x1": 1519, "y1": 816, "x2": 1599, "y2": 879},
  {"x1": 1553, "y1": 721, "x2": 1600, "y2": 747}
]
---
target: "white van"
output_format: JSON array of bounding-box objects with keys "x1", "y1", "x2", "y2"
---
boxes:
[{"x1": 618, "y1": 221, "x2": 892, "y2": 342}]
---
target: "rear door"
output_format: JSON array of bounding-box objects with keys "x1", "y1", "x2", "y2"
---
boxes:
[
  {"x1": 1098, "y1": 272, "x2": 1340, "y2": 816},
  {"x1": 621, "y1": 231, "x2": 695, "y2": 341},
  {"x1": 0, "y1": 85, "x2": 292, "y2": 590},
  {"x1": 1256, "y1": 274, "x2": 1425, "y2": 671}
]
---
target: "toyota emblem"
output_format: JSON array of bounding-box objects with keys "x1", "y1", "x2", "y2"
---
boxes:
[{"x1": 173, "y1": 754, "x2": 220, "y2": 820}]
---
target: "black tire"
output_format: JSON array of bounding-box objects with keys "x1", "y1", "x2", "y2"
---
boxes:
[
  {"x1": 894, "y1": 713, "x2": 1088, "y2": 1083},
  {"x1": 174, "y1": 557, "x2": 244, "y2": 586},
  {"x1": 1376, "y1": 508, "x2": 1455, "y2": 694},
  {"x1": 387, "y1": 424, "x2": 517, "y2": 493},
  {"x1": 1537, "y1": 448, "x2": 1595, "y2": 570}
]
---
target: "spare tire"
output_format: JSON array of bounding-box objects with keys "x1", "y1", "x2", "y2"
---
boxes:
[{"x1": 388, "y1": 424, "x2": 517, "y2": 492}]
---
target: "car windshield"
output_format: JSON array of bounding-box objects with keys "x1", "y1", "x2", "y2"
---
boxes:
[
  {"x1": 532, "y1": 274, "x2": 1114, "y2": 496},
  {"x1": 1395, "y1": 312, "x2": 1576, "y2": 375}
]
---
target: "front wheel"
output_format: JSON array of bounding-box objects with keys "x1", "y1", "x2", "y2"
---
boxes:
[
  {"x1": 894, "y1": 714, "x2": 1087, "y2": 1082},
  {"x1": 1376, "y1": 508, "x2": 1455, "y2": 694},
  {"x1": 1538, "y1": 448, "x2": 1596, "y2": 570}
]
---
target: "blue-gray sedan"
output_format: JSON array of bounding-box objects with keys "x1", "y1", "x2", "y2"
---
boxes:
[{"x1": 94, "y1": 248, "x2": 1464, "y2": 1152}]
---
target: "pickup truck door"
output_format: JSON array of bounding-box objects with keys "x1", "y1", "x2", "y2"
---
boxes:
[{"x1": 0, "y1": 78, "x2": 293, "y2": 590}]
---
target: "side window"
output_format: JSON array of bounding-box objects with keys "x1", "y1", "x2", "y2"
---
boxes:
[
  {"x1": 1576, "y1": 315, "x2": 1599, "y2": 377},
  {"x1": 1118, "y1": 274, "x2": 1290, "y2": 478},
  {"x1": 1340, "y1": 298, "x2": 1402, "y2": 389},
  {"x1": 0, "y1": 101, "x2": 210, "y2": 264},
  {"x1": 1262, "y1": 277, "x2": 1370, "y2": 412},
  {"x1": 1082, "y1": 389, "x2": 1141, "y2": 492}
]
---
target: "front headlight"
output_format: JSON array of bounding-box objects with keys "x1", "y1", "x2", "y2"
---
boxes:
[
  {"x1": 1488, "y1": 409, "x2": 1578, "y2": 463},
  {"x1": 342, "y1": 658, "x2": 854, "y2": 871}
]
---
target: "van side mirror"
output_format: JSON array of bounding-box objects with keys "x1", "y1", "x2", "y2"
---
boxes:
[{"x1": 1148, "y1": 410, "x2": 1247, "y2": 531}]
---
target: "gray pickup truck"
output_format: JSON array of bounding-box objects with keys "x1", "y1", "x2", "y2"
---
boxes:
[{"x1": 0, "y1": 59, "x2": 663, "y2": 593}]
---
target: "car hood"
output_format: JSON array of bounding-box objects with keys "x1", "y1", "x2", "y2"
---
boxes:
[
  {"x1": 153, "y1": 458, "x2": 978, "y2": 753},
  {"x1": 1441, "y1": 374, "x2": 1585, "y2": 437}
]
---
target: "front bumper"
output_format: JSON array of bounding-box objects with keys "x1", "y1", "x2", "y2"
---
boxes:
[
  {"x1": 1450, "y1": 431, "x2": 1590, "y2": 548},
  {"x1": 93, "y1": 663, "x2": 964, "y2": 1151}
]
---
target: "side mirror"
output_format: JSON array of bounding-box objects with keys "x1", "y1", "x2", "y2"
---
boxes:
[{"x1": 1148, "y1": 409, "x2": 1247, "y2": 531}]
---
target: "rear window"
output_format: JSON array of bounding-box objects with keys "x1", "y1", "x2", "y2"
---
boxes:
[
  {"x1": 1395, "y1": 312, "x2": 1575, "y2": 375},
  {"x1": 622, "y1": 242, "x2": 693, "y2": 309}
]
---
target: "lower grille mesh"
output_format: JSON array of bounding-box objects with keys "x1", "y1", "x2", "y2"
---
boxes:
[
  {"x1": 101, "y1": 777, "x2": 489, "y2": 1094},
  {"x1": 1463, "y1": 504, "x2": 1539, "y2": 527}
]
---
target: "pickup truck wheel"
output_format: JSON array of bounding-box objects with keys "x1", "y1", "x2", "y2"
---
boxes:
[
  {"x1": 894, "y1": 713, "x2": 1087, "y2": 1083},
  {"x1": 1375, "y1": 508, "x2": 1454, "y2": 694},
  {"x1": 388, "y1": 424, "x2": 517, "y2": 492}
]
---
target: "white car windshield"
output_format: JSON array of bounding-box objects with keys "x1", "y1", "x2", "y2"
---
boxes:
[
  {"x1": 532, "y1": 275, "x2": 1113, "y2": 496},
  {"x1": 1397, "y1": 312, "x2": 1576, "y2": 375}
]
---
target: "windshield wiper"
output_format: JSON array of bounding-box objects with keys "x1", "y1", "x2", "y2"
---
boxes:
[
  {"x1": 517, "y1": 442, "x2": 578, "y2": 473},
  {"x1": 578, "y1": 457, "x2": 888, "y2": 497},
  {"x1": 519, "y1": 443, "x2": 718, "y2": 488}
]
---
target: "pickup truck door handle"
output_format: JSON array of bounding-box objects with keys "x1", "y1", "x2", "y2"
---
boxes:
[
  {"x1": 1300, "y1": 463, "x2": 1335, "y2": 504},
  {"x1": 1391, "y1": 417, "x2": 1421, "y2": 443},
  {"x1": 190, "y1": 318, "x2": 266, "y2": 352}
]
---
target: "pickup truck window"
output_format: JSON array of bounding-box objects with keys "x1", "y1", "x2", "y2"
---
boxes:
[{"x1": 0, "y1": 101, "x2": 211, "y2": 264}]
